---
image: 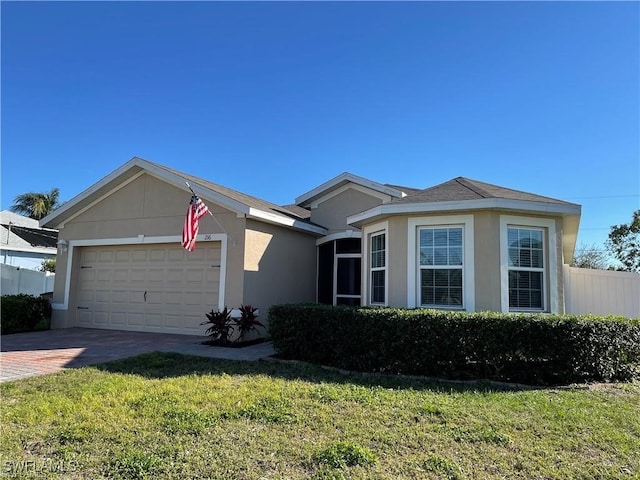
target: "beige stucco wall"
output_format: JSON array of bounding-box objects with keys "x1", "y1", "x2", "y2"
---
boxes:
[
  {"x1": 310, "y1": 187, "x2": 388, "y2": 233},
  {"x1": 554, "y1": 217, "x2": 566, "y2": 314},
  {"x1": 242, "y1": 219, "x2": 317, "y2": 323},
  {"x1": 473, "y1": 212, "x2": 502, "y2": 312},
  {"x1": 386, "y1": 216, "x2": 408, "y2": 307},
  {"x1": 50, "y1": 173, "x2": 247, "y2": 329}
]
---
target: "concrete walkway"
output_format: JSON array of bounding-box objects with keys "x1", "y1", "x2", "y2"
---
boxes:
[{"x1": 0, "y1": 328, "x2": 275, "y2": 383}]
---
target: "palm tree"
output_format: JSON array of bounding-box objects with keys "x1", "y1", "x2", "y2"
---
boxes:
[{"x1": 10, "y1": 188, "x2": 60, "y2": 220}]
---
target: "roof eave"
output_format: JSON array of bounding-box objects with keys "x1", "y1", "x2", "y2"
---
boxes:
[
  {"x1": 347, "y1": 198, "x2": 582, "y2": 228},
  {"x1": 0, "y1": 245, "x2": 57, "y2": 255},
  {"x1": 247, "y1": 208, "x2": 327, "y2": 236}
]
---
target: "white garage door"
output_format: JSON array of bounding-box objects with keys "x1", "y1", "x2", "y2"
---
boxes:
[{"x1": 76, "y1": 243, "x2": 222, "y2": 335}]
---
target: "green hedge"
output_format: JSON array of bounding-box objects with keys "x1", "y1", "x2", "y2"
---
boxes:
[
  {"x1": 268, "y1": 304, "x2": 640, "y2": 385},
  {"x1": 1, "y1": 294, "x2": 52, "y2": 335}
]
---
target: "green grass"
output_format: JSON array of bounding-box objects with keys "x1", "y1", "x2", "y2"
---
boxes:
[{"x1": 1, "y1": 352, "x2": 639, "y2": 479}]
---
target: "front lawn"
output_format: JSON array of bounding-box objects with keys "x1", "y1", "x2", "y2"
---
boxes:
[{"x1": 1, "y1": 353, "x2": 638, "y2": 479}]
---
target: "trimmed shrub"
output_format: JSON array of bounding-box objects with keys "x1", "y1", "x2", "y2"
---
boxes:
[
  {"x1": 1, "y1": 294, "x2": 52, "y2": 335},
  {"x1": 268, "y1": 304, "x2": 640, "y2": 385}
]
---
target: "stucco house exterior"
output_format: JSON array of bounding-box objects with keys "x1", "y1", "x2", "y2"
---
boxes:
[{"x1": 41, "y1": 157, "x2": 581, "y2": 335}]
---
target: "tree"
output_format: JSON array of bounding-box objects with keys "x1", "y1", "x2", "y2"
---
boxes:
[
  {"x1": 571, "y1": 243, "x2": 611, "y2": 270},
  {"x1": 10, "y1": 188, "x2": 60, "y2": 220},
  {"x1": 40, "y1": 258, "x2": 56, "y2": 273},
  {"x1": 606, "y1": 210, "x2": 640, "y2": 272}
]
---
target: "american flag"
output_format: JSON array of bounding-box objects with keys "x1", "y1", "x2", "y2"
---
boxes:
[{"x1": 181, "y1": 194, "x2": 210, "y2": 252}]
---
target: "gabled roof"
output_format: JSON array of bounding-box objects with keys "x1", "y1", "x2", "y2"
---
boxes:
[
  {"x1": 295, "y1": 172, "x2": 410, "y2": 207},
  {"x1": 1, "y1": 210, "x2": 41, "y2": 228},
  {"x1": 40, "y1": 157, "x2": 326, "y2": 235},
  {"x1": 391, "y1": 177, "x2": 578, "y2": 205}
]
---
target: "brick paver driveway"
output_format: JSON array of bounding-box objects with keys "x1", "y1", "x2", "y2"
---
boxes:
[{"x1": 0, "y1": 328, "x2": 275, "y2": 383}]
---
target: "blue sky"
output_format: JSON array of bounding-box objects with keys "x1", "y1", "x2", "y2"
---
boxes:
[{"x1": 2, "y1": 1, "x2": 638, "y2": 255}]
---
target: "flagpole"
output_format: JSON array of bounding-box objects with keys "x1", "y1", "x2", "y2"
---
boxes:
[{"x1": 185, "y1": 181, "x2": 236, "y2": 246}]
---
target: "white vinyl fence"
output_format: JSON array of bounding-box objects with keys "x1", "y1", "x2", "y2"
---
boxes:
[
  {"x1": 563, "y1": 265, "x2": 640, "y2": 318},
  {"x1": 0, "y1": 264, "x2": 55, "y2": 297}
]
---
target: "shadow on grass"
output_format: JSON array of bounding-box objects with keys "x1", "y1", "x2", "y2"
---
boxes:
[{"x1": 95, "y1": 351, "x2": 543, "y2": 394}]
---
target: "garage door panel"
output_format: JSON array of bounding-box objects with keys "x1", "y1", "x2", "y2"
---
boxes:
[
  {"x1": 98, "y1": 251, "x2": 115, "y2": 263},
  {"x1": 82, "y1": 250, "x2": 98, "y2": 263},
  {"x1": 202, "y1": 298, "x2": 219, "y2": 311},
  {"x1": 95, "y1": 290, "x2": 111, "y2": 303},
  {"x1": 165, "y1": 292, "x2": 183, "y2": 304},
  {"x1": 111, "y1": 312, "x2": 126, "y2": 326},
  {"x1": 97, "y1": 270, "x2": 111, "y2": 282},
  {"x1": 115, "y1": 251, "x2": 130, "y2": 263},
  {"x1": 206, "y1": 269, "x2": 220, "y2": 282},
  {"x1": 79, "y1": 268, "x2": 96, "y2": 282},
  {"x1": 166, "y1": 269, "x2": 184, "y2": 283},
  {"x1": 167, "y1": 250, "x2": 185, "y2": 262},
  {"x1": 128, "y1": 290, "x2": 146, "y2": 304},
  {"x1": 145, "y1": 290, "x2": 164, "y2": 305},
  {"x1": 77, "y1": 242, "x2": 221, "y2": 335},
  {"x1": 165, "y1": 313, "x2": 200, "y2": 331},
  {"x1": 111, "y1": 290, "x2": 128, "y2": 303},
  {"x1": 182, "y1": 291, "x2": 203, "y2": 306},
  {"x1": 149, "y1": 249, "x2": 167, "y2": 262},
  {"x1": 78, "y1": 310, "x2": 93, "y2": 326},
  {"x1": 77, "y1": 289, "x2": 95, "y2": 303},
  {"x1": 185, "y1": 270, "x2": 205, "y2": 282},
  {"x1": 185, "y1": 249, "x2": 208, "y2": 262},
  {"x1": 146, "y1": 313, "x2": 163, "y2": 327},
  {"x1": 208, "y1": 250, "x2": 222, "y2": 264},
  {"x1": 127, "y1": 313, "x2": 145, "y2": 327},
  {"x1": 132, "y1": 250, "x2": 148, "y2": 262},
  {"x1": 130, "y1": 269, "x2": 147, "y2": 283},
  {"x1": 113, "y1": 269, "x2": 128, "y2": 282}
]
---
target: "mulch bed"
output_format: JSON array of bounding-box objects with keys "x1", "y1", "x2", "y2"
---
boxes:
[{"x1": 201, "y1": 337, "x2": 268, "y2": 348}]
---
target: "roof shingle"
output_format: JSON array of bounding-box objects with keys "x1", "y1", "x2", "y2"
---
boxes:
[
  {"x1": 392, "y1": 177, "x2": 578, "y2": 206},
  {"x1": 149, "y1": 160, "x2": 319, "y2": 224}
]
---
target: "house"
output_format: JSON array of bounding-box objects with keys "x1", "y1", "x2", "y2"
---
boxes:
[
  {"x1": 1, "y1": 210, "x2": 58, "y2": 270},
  {"x1": 41, "y1": 157, "x2": 581, "y2": 335},
  {"x1": 1, "y1": 210, "x2": 58, "y2": 296}
]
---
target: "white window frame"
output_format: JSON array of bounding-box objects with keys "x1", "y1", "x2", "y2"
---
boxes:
[
  {"x1": 418, "y1": 225, "x2": 465, "y2": 309},
  {"x1": 363, "y1": 221, "x2": 388, "y2": 306},
  {"x1": 407, "y1": 215, "x2": 475, "y2": 311},
  {"x1": 500, "y1": 215, "x2": 558, "y2": 313},
  {"x1": 506, "y1": 226, "x2": 545, "y2": 311}
]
